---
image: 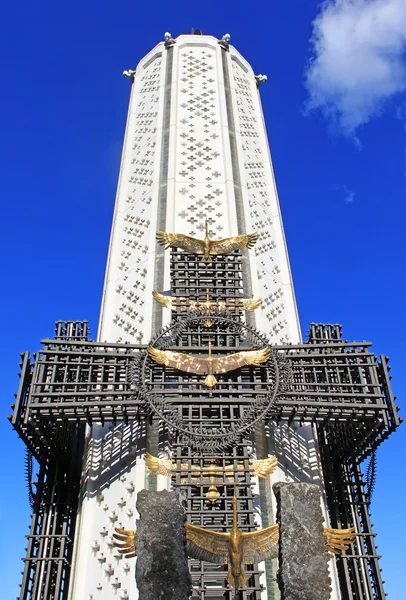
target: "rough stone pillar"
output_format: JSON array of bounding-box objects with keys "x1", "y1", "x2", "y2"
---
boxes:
[
  {"x1": 273, "y1": 482, "x2": 331, "y2": 600},
  {"x1": 135, "y1": 489, "x2": 191, "y2": 600}
]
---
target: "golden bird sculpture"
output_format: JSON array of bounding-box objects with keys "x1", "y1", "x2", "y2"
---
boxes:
[
  {"x1": 147, "y1": 342, "x2": 271, "y2": 388},
  {"x1": 152, "y1": 289, "x2": 262, "y2": 313},
  {"x1": 186, "y1": 493, "x2": 279, "y2": 592},
  {"x1": 112, "y1": 508, "x2": 356, "y2": 592},
  {"x1": 145, "y1": 452, "x2": 278, "y2": 502},
  {"x1": 113, "y1": 527, "x2": 136, "y2": 558},
  {"x1": 156, "y1": 221, "x2": 258, "y2": 262}
]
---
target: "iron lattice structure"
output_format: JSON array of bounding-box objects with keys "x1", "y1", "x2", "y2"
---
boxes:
[{"x1": 10, "y1": 252, "x2": 401, "y2": 599}]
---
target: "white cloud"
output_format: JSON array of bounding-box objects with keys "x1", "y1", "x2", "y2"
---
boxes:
[
  {"x1": 396, "y1": 101, "x2": 406, "y2": 129},
  {"x1": 304, "y1": 0, "x2": 406, "y2": 135},
  {"x1": 335, "y1": 184, "x2": 355, "y2": 202},
  {"x1": 343, "y1": 187, "x2": 355, "y2": 202}
]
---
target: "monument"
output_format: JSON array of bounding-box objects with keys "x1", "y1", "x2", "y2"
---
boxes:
[{"x1": 10, "y1": 32, "x2": 401, "y2": 599}]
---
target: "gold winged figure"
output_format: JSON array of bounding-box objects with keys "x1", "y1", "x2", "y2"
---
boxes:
[
  {"x1": 148, "y1": 342, "x2": 271, "y2": 388},
  {"x1": 145, "y1": 452, "x2": 278, "y2": 502},
  {"x1": 324, "y1": 526, "x2": 356, "y2": 555},
  {"x1": 156, "y1": 221, "x2": 258, "y2": 262},
  {"x1": 145, "y1": 452, "x2": 278, "y2": 479},
  {"x1": 152, "y1": 289, "x2": 262, "y2": 313},
  {"x1": 113, "y1": 527, "x2": 136, "y2": 558},
  {"x1": 186, "y1": 494, "x2": 279, "y2": 592},
  {"x1": 112, "y1": 509, "x2": 355, "y2": 582}
]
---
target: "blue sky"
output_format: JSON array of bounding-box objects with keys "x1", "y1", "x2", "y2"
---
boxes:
[{"x1": 1, "y1": 0, "x2": 405, "y2": 597}]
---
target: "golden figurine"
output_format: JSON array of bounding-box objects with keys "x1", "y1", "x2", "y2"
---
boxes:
[
  {"x1": 148, "y1": 342, "x2": 271, "y2": 387},
  {"x1": 195, "y1": 289, "x2": 260, "y2": 315},
  {"x1": 186, "y1": 493, "x2": 279, "y2": 592},
  {"x1": 112, "y1": 502, "x2": 355, "y2": 587},
  {"x1": 113, "y1": 527, "x2": 136, "y2": 558},
  {"x1": 156, "y1": 221, "x2": 258, "y2": 262},
  {"x1": 145, "y1": 452, "x2": 278, "y2": 481},
  {"x1": 145, "y1": 452, "x2": 278, "y2": 501},
  {"x1": 324, "y1": 526, "x2": 356, "y2": 555},
  {"x1": 153, "y1": 288, "x2": 262, "y2": 314}
]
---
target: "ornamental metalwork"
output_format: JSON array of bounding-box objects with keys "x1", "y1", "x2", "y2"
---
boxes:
[
  {"x1": 10, "y1": 317, "x2": 401, "y2": 600},
  {"x1": 131, "y1": 312, "x2": 290, "y2": 450}
]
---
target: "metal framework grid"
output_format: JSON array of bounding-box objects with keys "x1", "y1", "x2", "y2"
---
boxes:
[
  {"x1": 162, "y1": 251, "x2": 265, "y2": 599},
  {"x1": 9, "y1": 251, "x2": 401, "y2": 599},
  {"x1": 18, "y1": 449, "x2": 83, "y2": 600},
  {"x1": 12, "y1": 324, "x2": 87, "y2": 600}
]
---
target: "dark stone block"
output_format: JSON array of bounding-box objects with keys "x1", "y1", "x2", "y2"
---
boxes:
[
  {"x1": 273, "y1": 482, "x2": 331, "y2": 600},
  {"x1": 135, "y1": 489, "x2": 191, "y2": 600}
]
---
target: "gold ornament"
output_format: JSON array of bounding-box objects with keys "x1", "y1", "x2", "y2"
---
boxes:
[
  {"x1": 186, "y1": 493, "x2": 279, "y2": 592},
  {"x1": 113, "y1": 527, "x2": 136, "y2": 558},
  {"x1": 324, "y1": 526, "x2": 356, "y2": 555},
  {"x1": 206, "y1": 484, "x2": 221, "y2": 502},
  {"x1": 147, "y1": 342, "x2": 271, "y2": 388},
  {"x1": 152, "y1": 288, "x2": 262, "y2": 313},
  {"x1": 145, "y1": 453, "x2": 278, "y2": 501},
  {"x1": 156, "y1": 221, "x2": 258, "y2": 262}
]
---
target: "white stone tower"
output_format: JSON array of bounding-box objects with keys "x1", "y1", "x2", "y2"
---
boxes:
[{"x1": 68, "y1": 32, "x2": 340, "y2": 600}]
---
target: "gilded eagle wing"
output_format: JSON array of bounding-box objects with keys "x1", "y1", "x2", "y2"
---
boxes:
[
  {"x1": 240, "y1": 296, "x2": 263, "y2": 311},
  {"x1": 241, "y1": 524, "x2": 280, "y2": 564},
  {"x1": 152, "y1": 290, "x2": 175, "y2": 310},
  {"x1": 145, "y1": 452, "x2": 194, "y2": 476},
  {"x1": 324, "y1": 527, "x2": 356, "y2": 554},
  {"x1": 189, "y1": 465, "x2": 204, "y2": 477},
  {"x1": 113, "y1": 527, "x2": 136, "y2": 558},
  {"x1": 156, "y1": 231, "x2": 204, "y2": 254},
  {"x1": 250, "y1": 455, "x2": 278, "y2": 478},
  {"x1": 144, "y1": 452, "x2": 176, "y2": 477},
  {"x1": 186, "y1": 523, "x2": 229, "y2": 564},
  {"x1": 211, "y1": 347, "x2": 271, "y2": 374},
  {"x1": 210, "y1": 233, "x2": 258, "y2": 255},
  {"x1": 148, "y1": 346, "x2": 210, "y2": 374},
  {"x1": 223, "y1": 463, "x2": 244, "y2": 483}
]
